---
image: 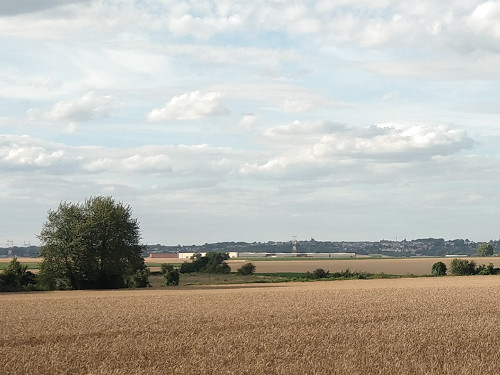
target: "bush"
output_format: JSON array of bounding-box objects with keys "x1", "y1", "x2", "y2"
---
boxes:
[
  {"x1": 0, "y1": 257, "x2": 37, "y2": 292},
  {"x1": 335, "y1": 269, "x2": 354, "y2": 278},
  {"x1": 161, "y1": 264, "x2": 180, "y2": 286},
  {"x1": 237, "y1": 263, "x2": 256, "y2": 276},
  {"x1": 306, "y1": 268, "x2": 330, "y2": 279},
  {"x1": 431, "y1": 261, "x2": 447, "y2": 276},
  {"x1": 129, "y1": 268, "x2": 151, "y2": 288},
  {"x1": 179, "y1": 261, "x2": 197, "y2": 274},
  {"x1": 160, "y1": 263, "x2": 173, "y2": 274},
  {"x1": 450, "y1": 259, "x2": 477, "y2": 276},
  {"x1": 179, "y1": 252, "x2": 230, "y2": 274},
  {"x1": 476, "y1": 263, "x2": 500, "y2": 275}
]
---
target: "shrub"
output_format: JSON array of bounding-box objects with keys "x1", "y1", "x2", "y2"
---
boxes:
[
  {"x1": 336, "y1": 269, "x2": 353, "y2": 278},
  {"x1": 313, "y1": 268, "x2": 330, "y2": 279},
  {"x1": 237, "y1": 263, "x2": 256, "y2": 276},
  {"x1": 306, "y1": 268, "x2": 330, "y2": 279},
  {"x1": 160, "y1": 263, "x2": 173, "y2": 274},
  {"x1": 212, "y1": 262, "x2": 231, "y2": 274},
  {"x1": 161, "y1": 264, "x2": 180, "y2": 286},
  {"x1": 180, "y1": 252, "x2": 230, "y2": 274},
  {"x1": 129, "y1": 268, "x2": 151, "y2": 288},
  {"x1": 0, "y1": 257, "x2": 37, "y2": 292},
  {"x1": 476, "y1": 263, "x2": 500, "y2": 275},
  {"x1": 179, "y1": 261, "x2": 197, "y2": 274},
  {"x1": 450, "y1": 259, "x2": 477, "y2": 276},
  {"x1": 431, "y1": 261, "x2": 447, "y2": 276}
]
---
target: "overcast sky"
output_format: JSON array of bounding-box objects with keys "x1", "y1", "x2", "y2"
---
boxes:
[{"x1": 1, "y1": 0, "x2": 500, "y2": 246}]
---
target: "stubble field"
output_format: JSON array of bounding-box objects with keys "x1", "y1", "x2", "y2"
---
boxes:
[
  {"x1": 5, "y1": 256, "x2": 500, "y2": 275},
  {"x1": 2, "y1": 276, "x2": 500, "y2": 374}
]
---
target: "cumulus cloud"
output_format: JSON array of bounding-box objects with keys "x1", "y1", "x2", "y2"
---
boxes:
[
  {"x1": 311, "y1": 124, "x2": 474, "y2": 159},
  {"x1": 147, "y1": 91, "x2": 225, "y2": 122},
  {"x1": 466, "y1": 1, "x2": 500, "y2": 50},
  {"x1": 1, "y1": 124, "x2": 474, "y2": 182},
  {"x1": 0, "y1": 134, "x2": 65, "y2": 168},
  {"x1": 244, "y1": 122, "x2": 474, "y2": 177},
  {"x1": 28, "y1": 91, "x2": 114, "y2": 123},
  {"x1": 3, "y1": 1, "x2": 500, "y2": 243},
  {"x1": 0, "y1": 134, "x2": 239, "y2": 177}
]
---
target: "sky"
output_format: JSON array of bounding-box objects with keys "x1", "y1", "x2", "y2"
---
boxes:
[{"x1": 1, "y1": 0, "x2": 500, "y2": 246}]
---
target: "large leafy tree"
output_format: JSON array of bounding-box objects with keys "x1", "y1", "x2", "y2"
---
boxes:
[
  {"x1": 477, "y1": 243, "x2": 494, "y2": 257},
  {"x1": 38, "y1": 196, "x2": 147, "y2": 289}
]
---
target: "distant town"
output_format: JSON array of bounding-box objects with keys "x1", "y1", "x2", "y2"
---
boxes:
[{"x1": 1, "y1": 238, "x2": 498, "y2": 258}]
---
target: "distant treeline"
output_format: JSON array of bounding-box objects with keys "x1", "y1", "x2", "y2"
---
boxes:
[
  {"x1": 148, "y1": 238, "x2": 498, "y2": 257},
  {"x1": 2, "y1": 238, "x2": 498, "y2": 258}
]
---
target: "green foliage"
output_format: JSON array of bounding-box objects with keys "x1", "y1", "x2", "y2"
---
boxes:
[
  {"x1": 477, "y1": 243, "x2": 494, "y2": 257},
  {"x1": 450, "y1": 259, "x2": 477, "y2": 276},
  {"x1": 160, "y1": 263, "x2": 172, "y2": 274},
  {"x1": 237, "y1": 262, "x2": 256, "y2": 276},
  {"x1": 476, "y1": 263, "x2": 500, "y2": 275},
  {"x1": 38, "y1": 196, "x2": 147, "y2": 290},
  {"x1": 305, "y1": 268, "x2": 330, "y2": 279},
  {"x1": 431, "y1": 261, "x2": 447, "y2": 276},
  {"x1": 128, "y1": 268, "x2": 151, "y2": 288},
  {"x1": 179, "y1": 252, "x2": 231, "y2": 274},
  {"x1": 303, "y1": 268, "x2": 375, "y2": 280},
  {"x1": 161, "y1": 264, "x2": 180, "y2": 286},
  {"x1": 445, "y1": 258, "x2": 500, "y2": 276},
  {"x1": 0, "y1": 257, "x2": 37, "y2": 292}
]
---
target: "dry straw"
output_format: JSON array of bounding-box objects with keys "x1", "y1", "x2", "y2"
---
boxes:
[{"x1": 2, "y1": 276, "x2": 500, "y2": 374}]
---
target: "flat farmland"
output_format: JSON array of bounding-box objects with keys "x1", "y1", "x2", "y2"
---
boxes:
[
  {"x1": 4, "y1": 257, "x2": 500, "y2": 275},
  {"x1": 2, "y1": 276, "x2": 500, "y2": 374},
  {"x1": 0, "y1": 257, "x2": 43, "y2": 263},
  {"x1": 228, "y1": 257, "x2": 500, "y2": 275}
]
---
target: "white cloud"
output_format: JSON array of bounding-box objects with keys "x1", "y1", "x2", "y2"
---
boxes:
[
  {"x1": 282, "y1": 98, "x2": 317, "y2": 113},
  {"x1": 361, "y1": 54, "x2": 500, "y2": 80},
  {"x1": 466, "y1": 1, "x2": 500, "y2": 50},
  {"x1": 0, "y1": 134, "x2": 65, "y2": 168},
  {"x1": 3, "y1": 1, "x2": 500, "y2": 243},
  {"x1": 28, "y1": 91, "x2": 114, "y2": 123},
  {"x1": 246, "y1": 122, "x2": 474, "y2": 178},
  {"x1": 147, "y1": 91, "x2": 225, "y2": 122},
  {"x1": 262, "y1": 120, "x2": 344, "y2": 139},
  {"x1": 0, "y1": 1, "x2": 142, "y2": 39},
  {"x1": 0, "y1": 124, "x2": 475, "y2": 183},
  {"x1": 164, "y1": 44, "x2": 301, "y2": 70},
  {"x1": 168, "y1": 13, "x2": 242, "y2": 39},
  {"x1": 316, "y1": 123, "x2": 474, "y2": 159},
  {"x1": 238, "y1": 113, "x2": 257, "y2": 129}
]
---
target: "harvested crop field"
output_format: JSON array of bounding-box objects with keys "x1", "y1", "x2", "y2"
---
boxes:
[
  {"x1": 2, "y1": 276, "x2": 500, "y2": 374},
  {"x1": 5, "y1": 256, "x2": 500, "y2": 276},
  {"x1": 229, "y1": 256, "x2": 500, "y2": 275},
  {"x1": 0, "y1": 257, "x2": 43, "y2": 264}
]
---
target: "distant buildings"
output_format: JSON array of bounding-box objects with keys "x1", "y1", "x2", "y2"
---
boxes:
[{"x1": 150, "y1": 252, "x2": 356, "y2": 259}]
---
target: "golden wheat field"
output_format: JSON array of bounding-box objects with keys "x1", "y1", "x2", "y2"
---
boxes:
[{"x1": 2, "y1": 276, "x2": 500, "y2": 374}]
